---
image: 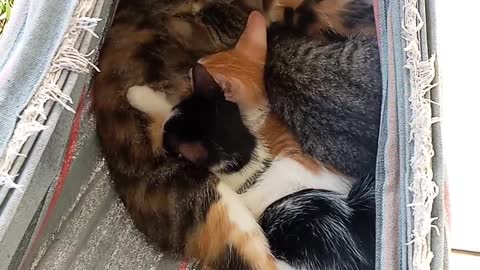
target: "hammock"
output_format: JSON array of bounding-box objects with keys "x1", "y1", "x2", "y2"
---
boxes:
[{"x1": 0, "y1": 0, "x2": 449, "y2": 269}]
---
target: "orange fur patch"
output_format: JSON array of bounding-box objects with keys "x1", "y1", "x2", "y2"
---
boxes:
[
  {"x1": 260, "y1": 114, "x2": 321, "y2": 173},
  {"x1": 186, "y1": 199, "x2": 277, "y2": 270},
  {"x1": 201, "y1": 50, "x2": 268, "y2": 110},
  {"x1": 305, "y1": 0, "x2": 376, "y2": 37},
  {"x1": 149, "y1": 114, "x2": 167, "y2": 154}
]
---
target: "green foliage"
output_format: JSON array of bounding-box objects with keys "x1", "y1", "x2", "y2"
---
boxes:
[{"x1": 0, "y1": 0, "x2": 15, "y2": 35}]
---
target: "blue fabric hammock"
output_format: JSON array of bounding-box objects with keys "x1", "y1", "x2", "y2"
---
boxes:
[{"x1": 0, "y1": 0, "x2": 448, "y2": 269}]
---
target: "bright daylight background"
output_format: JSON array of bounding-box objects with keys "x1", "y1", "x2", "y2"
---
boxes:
[{"x1": 437, "y1": 0, "x2": 480, "y2": 268}]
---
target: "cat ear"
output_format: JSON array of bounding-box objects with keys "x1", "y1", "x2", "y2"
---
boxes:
[
  {"x1": 191, "y1": 63, "x2": 222, "y2": 97},
  {"x1": 205, "y1": 73, "x2": 251, "y2": 106},
  {"x1": 235, "y1": 11, "x2": 267, "y2": 63},
  {"x1": 209, "y1": 74, "x2": 244, "y2": 104},
  {"x1": 192, "y1": 63, "x2": 245, "y2": 104}
]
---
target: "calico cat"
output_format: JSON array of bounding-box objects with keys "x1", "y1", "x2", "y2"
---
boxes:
[
  {"x1": 266, "y1": 0, "x2": 376, "y2": 37},
  {"x1": 127, "y1": 11, "x2": 377, "y2": 269},
  {"x1": 92, "y1": 1, "x2": 277, "y2": 269}
]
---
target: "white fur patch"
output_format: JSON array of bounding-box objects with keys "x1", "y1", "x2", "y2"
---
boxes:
[
  {"x1": 240, "y1": 158, "x2": 352, "y2": 218},
  {"x1": 213, "y1": 145, "x2": 270, "y2": 191},
  {"x1": 276, "y1": 260, "x2": 299, "y2": 270},
  {"x1": 216, "y1": 182, "x2": 260, "y2": 233},
  {"x1": 127, "y1": 85, "x2": 172, "y2": 116},
  {"x1": 217, "y1": 183, "x2": 273, "y2": 267}
]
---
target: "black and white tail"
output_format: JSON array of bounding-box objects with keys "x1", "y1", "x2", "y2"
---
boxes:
[{"x1": 260, "y1": 174, "x2": 376, "y2": 270}]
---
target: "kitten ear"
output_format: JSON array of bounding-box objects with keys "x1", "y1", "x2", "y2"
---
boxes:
[
  {"x1": 192, "y1": 63, "x2": 222, "y2": 97},
  {"x1": 235, "y1": 11, "x2": 267, "y2": 63},
  {"x1": 192, "y1": 63, "x2": 246, "y2": 104},
  {"x1": 210, "y1": 74, "x2": 245, "y2": 104}
]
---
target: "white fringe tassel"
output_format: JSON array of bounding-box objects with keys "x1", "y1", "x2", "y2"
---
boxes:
[
  {"x1": 0, "y1": 0, "x2": 101, "y2": 190},
  {"x1": 403, "y1": 1, "x2": 439, "y2": 269}
]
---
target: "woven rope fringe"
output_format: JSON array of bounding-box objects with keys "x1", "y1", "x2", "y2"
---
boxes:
[
  {"x1": 403, "y1": 1, "x2": 439, "y2": 269},
  {"x1": 0, "y1": 0, "x2": 101, "y2": 190}
]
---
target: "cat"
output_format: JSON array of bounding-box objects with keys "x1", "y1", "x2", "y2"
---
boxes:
[
  {"x1": 92, "y1": 1, "x2": 278, "y2": 269},
  {"x1": 264, "y1": 0, "x2": 381, "y2": 180},
  {"x1": 265, "y1": 0, "x2": 376, "y2": 38},
  {"x1": 127, "y1": 11, "x2": 377, "y2": 269},
  {"x1": 264, "y1": 19, "x2": 382, "y2": 179}
]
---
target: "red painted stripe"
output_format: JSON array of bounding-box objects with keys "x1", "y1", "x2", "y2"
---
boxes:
[{"x1": 25, "y1": 93, "x2": 86, "y2": 261}]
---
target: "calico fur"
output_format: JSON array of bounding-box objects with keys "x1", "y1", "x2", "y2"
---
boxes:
[
  {"x1": 92, "y1": 1, "x2": 277, "y2": 269},
  {"x1": 266, "y1": 0, "x2": 376, "y2": 37}
]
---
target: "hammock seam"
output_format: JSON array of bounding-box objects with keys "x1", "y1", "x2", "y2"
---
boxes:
[
  {"x1": 0, "y1": 0, "x2": 101, "y2": 190},
  {"x1": 403, "y1": 0, "x2": 439, "y2": 269}
]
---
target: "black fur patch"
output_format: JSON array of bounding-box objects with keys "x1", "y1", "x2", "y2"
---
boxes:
[
  {"x1": 163, "y1": 64, "x2": 256, "y2": 171},
  {"x1": 136, "y1": 34, "x2": 168, "y2": 83},
  {"x1": 259, "y1": 175, "x2": 376, "y2": 270},
  {"x1": 209, "y1": 245, "x2": 254, "y2": 270},
  {"x1": 293, "y1": 1, "x2": 318, "y2": 34}
]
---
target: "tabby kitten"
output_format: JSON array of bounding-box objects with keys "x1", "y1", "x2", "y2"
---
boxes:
[
  {"x1": 263, "y1": 0, "x2": 381, "y2": 178},
  {"x1": 265, "y1": 20, "x2": 382, "y2": 179},
  {"x1": 128, "y1": 11, "x2": 377, "y2": 269},
  {"x1": 92, "y1": 1, "x2": 277, "y2": 269}
]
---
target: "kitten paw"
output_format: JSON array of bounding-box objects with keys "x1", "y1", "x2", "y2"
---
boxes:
[{"x1": 127, "y1": 85, "x2": 172, "y2": 116}]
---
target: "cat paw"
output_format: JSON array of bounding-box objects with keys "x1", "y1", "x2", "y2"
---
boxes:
[{"x1": 127, "y1": 85, "x2": 172, "y2": 115}]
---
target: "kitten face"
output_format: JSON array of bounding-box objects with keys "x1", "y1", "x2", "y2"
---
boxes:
[
  {"x1": 163, "y1": 63, "x2": 256, "y2": 172},
  {"x1": 198, "y1": 11, "x2": 268, "y2": 123},
  {"x1": 163, "y1": 12, "x2": 268, "y2": 169}
]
